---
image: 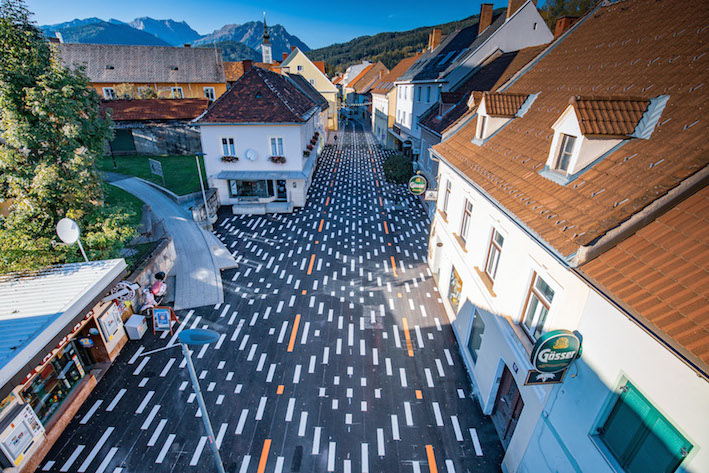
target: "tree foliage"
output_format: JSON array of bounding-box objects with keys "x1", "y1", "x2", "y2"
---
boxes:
[
  {"x1": 0, "y1": 0, "x2": 135, "y2": 273},
  {"x1": 539, "y1": 0, "x2": 596, "y2": 30},
  {"x1": 383, "y1": 154, "x2": 414, "y2": 184}
]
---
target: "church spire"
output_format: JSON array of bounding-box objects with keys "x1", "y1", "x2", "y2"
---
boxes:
[
  {"x1": 262, "y1": 12, "x2": 270, "y2": 45},
  {"x1": 261, "y1": 12, "x2": 272, "y2": 64}
]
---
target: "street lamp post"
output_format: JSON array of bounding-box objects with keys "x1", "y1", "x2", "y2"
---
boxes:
[
  {"x1": 195, "y1": 152, "x2": 212, "y2": 230},
  {"x1": 178, "y1": 329, "x2": 226, "y2": 473}
]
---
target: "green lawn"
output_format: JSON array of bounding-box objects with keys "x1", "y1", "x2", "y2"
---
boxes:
[
  {"x1": 97, "y1": 154, "x2": 208, "y2": 196},
  {"x1": 103, "y1": 183, "x2": 144, "y2": 228}
]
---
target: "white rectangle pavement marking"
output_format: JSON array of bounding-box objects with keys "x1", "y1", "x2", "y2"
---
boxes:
[
  {"x1": 147, "y1": 419, "x2": 167, "y2": 447},
  {"x1": 133, "y1": 356, "x2": 150, "y2": 375},
  {"x1": 60, "y1": 445, "x2": 84, "y2": 472},
  {"x1": 286, "y1": 398, "x2": 295, "y2": 421},
  {"x1": 156, "y1": 434, "x2": 176, "y2": 464},
  {"x1": 235, "y1": 409, "x2": 248, "y2": 434},
  {"x1": 312, "y1": 426, "x2": 322, "y2": 454},
  {"x1": 298, "y1": 411, "x2": 308, "y2": 436},
  {"x1": 136, "y1": 391, "x2": 154, "y2": 414},
  {"x1": 41, "y1": 461, "x2": 55, "y2": 471},
  {"x1": 391, "y1": 415, "x2": 400, "y2": 440},
  {"x1": 141, "y1": 405, "x2": 160, "y2": 430},
  {"x1": 444, "y1": 349, "x2": 454, "y2": 366},
  {"x1": 470, "y1": 428, "x2": 484, "y2": 456},
  {"x1": 385, "y1": 358, "x2": 392, "y2": 376},
  {"x1": 275, "y1": 457, "x2": 285, "y2": 473},
  {"x1": 399, "y1": 368, "x2": 408, "y2": 387},
  {"x1": 256, "y1": 353, "x2": 267, "y2": 371},
  {"x1": 392, "y1": 327, "x2": 401, "y2": 348},
  {"x1": 293, "y1": 364, "x2": 302, "y2": 383},
  {"x1": 79, "y1": 400, "x2": 102, "y2": 424},
  {"x1": 308, "y1": 355, "x2": 316, "y2": 373},
  {"x1": 412, "y1": 462, "x2": 422, "y2": 473},
  {"x1": 435, "y1": 359, "x2": 446, "y2": 377},
  {"x1": 451, "y1": 416, "x2": 464, "y2": 441},
  {"x1": 190, "y1": 436, "x2": 207, "y2": 466},
  {"x1": 445, "y1": 459, "x2": 456, "y2": 473},
  {"x1": 215, "y1": 333, "x2": 226, "y2": 349},
  {"x1": 94, "y1": 447, "x2": 118, "y2": 473},
  {"x1": 277, "y1": 321, "x2": 289, "y2": 343},
  {"x1": 425, "y1": 368, "x2": 434, "y2": 388},
  {"x1": 216, "y1": 423, "x2": 228, "y2": 448},
  {"x1": 361, "y1": 443, "x2": 369, "y2": 473},
  {"x1": 239, "y1": 456, "x2": 251, "y2": 473},
  {"x1": 327, "y1": 442, "x2": 336, "y2": 471},
  {"x1": 266, "y1": 363, "x2": 277, "y2": 382},
  {"x1": 159, "y1": 358, "x2": 175, "y2": 377},
  {"x1": 128, "y1": 346, "x2": 144, "y2": 364},
  {"x1": 255, "y1": 396, "x2": 267, "y2": 420},
  {"x1": 377, "y1": 429, "x2": 385, "y2": 456},
  {"x1": 78, "y1": 427, "x2": 113, "y2": 472},
  {"x1": 404, "y1": 402, "x2": 413, "y2": 426},
  {"x1": 432, "y1": 402, "x2": 444, "y2": 426}
]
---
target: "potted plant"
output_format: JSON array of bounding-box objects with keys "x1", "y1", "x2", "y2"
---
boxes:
[
  {"x1": 221, "y1": 155, "x2": 238, "y2": 163},
  {"x1": 270, "y1": 155, "x2": 286, "y2": 164},
  {"x1": 303, "y1": 150, "x2": 311, "y2": 157},
  {"x1": 307, "y1": 144, "x2": 314, "y2": 151}
]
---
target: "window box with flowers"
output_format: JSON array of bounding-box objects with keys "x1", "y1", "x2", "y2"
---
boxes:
[
  {"x1": 270, "y1": 156, "x2": 286, "y2": 164},
  {"x1": 221, "y1": 156, "x2": 239, "y2": 163},
  {"x1": 306, "y1": 144, "x2": 314, "y2": 151},
  {"x1": 303, "y1": 150, "x2": 311, "y2": 157}
]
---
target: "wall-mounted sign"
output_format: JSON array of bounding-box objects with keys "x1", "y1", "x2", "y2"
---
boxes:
[
  {"x1": 424, "y1": 190, "x2": 438, "y2": 201},
  {"x1": 530, "y1": 329, "x2": 582, "y2": 373},
  {"x1": 77, "y1": 338, "x2": 94, "y2": 348},
  {"x1": 408, "y1": 175, "x2": 427, "y2": 195},
  {"x1": 524, "y1": 369, "x2": 566, "y2": 385}
]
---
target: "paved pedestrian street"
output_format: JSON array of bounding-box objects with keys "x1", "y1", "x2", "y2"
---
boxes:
[{"x1": 41, "y1": 123, "x2": 504, "y2": 473}]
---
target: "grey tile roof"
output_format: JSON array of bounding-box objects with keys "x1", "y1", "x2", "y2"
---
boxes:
[
  {"x1": 54, "y1": 43, "x2": 226, "y2": 83},
  {"x1": 285, "y1": 73, "x2": 329, "y2": 111}
]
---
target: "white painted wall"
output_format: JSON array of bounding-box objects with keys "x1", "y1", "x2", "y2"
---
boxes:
[
  {"x1": 372, "y1": 93, "x2": 389, "y2": 144},
  {"x1": 394, "y1": 84, "x2": 415, "y2": 137},
  {"x1": 430, "y1": 158, "x2": 708, "y2": 473}
]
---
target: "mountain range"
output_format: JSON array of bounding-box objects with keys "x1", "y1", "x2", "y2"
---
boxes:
[{"x1": 40, "y1": 17, "x2": 309, "y2": 61}]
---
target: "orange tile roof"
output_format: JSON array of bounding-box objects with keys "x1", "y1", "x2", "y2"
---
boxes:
[
  {"x1": 572, "y1": 96, "x2": 650, "y2": 137},
  {"x1": 483, "y1": 92, "x2": 529, "y2": 117},
  {"x1": 582, "y1": 185, "x2": 709, "y2": 370},
  {"x1": 332, "y1": 75, "x2": 343, "y2": 85},
  {"x1": 432, "y1": 0, "x2": 709, "y2": 257},
  {"x1": 347, "y1": 64, "x2": 374, "y2": 89},
  {"x1": 370, "y1": 54, "x2": 422, "y2": 95},
  {"x1": 100, "y1": 98, "x2": 209, "y2": 121},
  {"x1": 313, "y1": 61, "x2": 326, "y2": 74},
  {"x1": 224, "y1": 61, "x2": 252, "y2": 82}
]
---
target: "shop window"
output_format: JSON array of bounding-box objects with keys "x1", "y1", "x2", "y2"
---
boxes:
[
  {"x1": 521, "y1": 272, "x2": 555, "y2": 339},
  {"x1": 228, "y1": 180, "x2": 274, "y2": 198},
  {"x1": 448, "y1": 266, "x2": 463, "y2": 313},
  {"x1": 467, "y1": 311, "x2": 485, "y2": 363},
  {"x1": 21, "y1": 345, "x2": 86, "y2": 424},
  {"x1": 595, "y1": 381, "x2": 692, "y2": 473}
]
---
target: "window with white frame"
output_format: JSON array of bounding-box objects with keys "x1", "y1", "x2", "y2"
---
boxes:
[
  {"x1": 309, "y1": 79, "x2": 315, "y2": 85},
  {"x1": 521, "y1": 272, "x2": 555, "y2": 339},
  {"x1": 171, "y1": 87, "x2": 184, "y2": 98},
  {"x1": 426, "y1": 86, "x2": 431, "y2": 103},
  {"x1": 554, "y1": 133, "x2": 577, "y2": 172},
  {"x1": 417, "y1": 87, "x2": 422, "y2": 102},
  {"x1": 103, "y1": 87, "x2": 117, "y2": 100},
  {"x1": 459, "y1": 200, "x2": 473, "y2": 243},
  {"x1": 221, "y1": 137, "x2": 236, "y2": 156},
  {"x1": 297, "y1": 65, "x2": 303, "y2": 71},
  {"x1": 442, "y1": 180, "x2": 451, "y2": 214},
  {"x1": 484, "y1": 229, "x2": 504, "y2": 280},
  {"x1": 477, "y1": 115, "x2": 488, "y2": 140},
  {"x1": 270, "y1": 137, "x2": 284, "y2": 156},
  {"x1": 203, "y1": 87, "x2": 216, "y2": 101}
]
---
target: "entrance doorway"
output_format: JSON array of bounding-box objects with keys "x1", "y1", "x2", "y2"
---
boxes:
[
  {"x1": 491, "y1": 365, "x2": 524, "y2": 449},
  {"x1": 276, "y1": 180, "x2": 287, "y2": 201}
]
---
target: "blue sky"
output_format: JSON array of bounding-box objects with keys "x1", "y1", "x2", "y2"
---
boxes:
[{"x1": 26, "y1": 0, "x2": 509, "y2": 49}]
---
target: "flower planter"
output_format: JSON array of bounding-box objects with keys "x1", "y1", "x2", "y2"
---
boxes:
[
  {"x1": 303, "y1": 150, "x2": 311, "y2": 157},
  {"x1": 306, "y1": 144, "x2": 314, "y2": 151},
  {"x1": 221, "y1": 155, "x2": 239, "y2": 163},
  {"x1": 270, "y1": 156, "x2": 286, "y2": 164}
]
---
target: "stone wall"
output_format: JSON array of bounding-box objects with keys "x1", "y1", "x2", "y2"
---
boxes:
[
  {"x1": 126, "y1": 237, "x2": 176, "y2": 315},
  {"x1": 115, "y1": 122, "x2": 202, "y2": 155}
]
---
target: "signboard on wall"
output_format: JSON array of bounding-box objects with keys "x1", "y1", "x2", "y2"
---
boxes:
[
  {"x1": 408, "y1": 174, "x2": 428, "y2": 195},
  {"x1": 530, "y1": 329, "x2": 582, "y2": 373},
  {"x1": 424, "y1": 190, "x2": 438, "y2": 201},
  {"x1": 98, "y1": 302, "x2": 123, "y2": 343},
  {"x1": 524, "y1": 369, "x2": 566, "y2": 385}
]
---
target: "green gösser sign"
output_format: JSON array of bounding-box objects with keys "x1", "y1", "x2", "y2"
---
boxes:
[
  {"x1": 530, "y1": 329, "x2": 582, "y2": 373},
  {"x1": 408, "y1": 174, "x2": 427, "y2": 195}
]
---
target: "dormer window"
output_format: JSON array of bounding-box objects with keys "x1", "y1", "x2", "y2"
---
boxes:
[
  {"x1": 472, "y1": 92, "x2": 537, "y2": 145},
  {"x1": 541, "y1": 95, "x2": 669, "y2": 185}
]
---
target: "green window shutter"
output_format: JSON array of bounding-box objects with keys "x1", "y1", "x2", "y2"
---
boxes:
[
  {"x1": 626, "y1": 415, "x2": 691, "y2": 473},
  {"x1": 600, "y1": 384, "x2": 652, "y2": 464}
]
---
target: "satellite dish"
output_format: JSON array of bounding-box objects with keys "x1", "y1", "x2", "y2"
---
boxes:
[
  {"x1": 245, "y1": 149, "x2": 258, "y2": 161},
  {"x1": 56, "y1": 218, "x2": 80, "y2": 244}
]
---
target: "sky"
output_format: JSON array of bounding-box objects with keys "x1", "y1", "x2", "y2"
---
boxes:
[{"x1": 26, "y1": 0, "x2": 510, "y2": 49}]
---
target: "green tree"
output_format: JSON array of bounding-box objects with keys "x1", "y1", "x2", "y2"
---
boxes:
[
  {"x1": 0, "y1": 0, "x2": 135, "y2": 273},
  {"x1": 539, "y1": 0, "x2": 596, "y2": 30},
  {"x1": 383, "y1": 154, "x2": 414, "y2": 184}
]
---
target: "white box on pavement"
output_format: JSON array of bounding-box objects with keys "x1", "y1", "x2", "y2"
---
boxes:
[{"x1": 125, "y1": 314, "x2": 147, "y2": 340}]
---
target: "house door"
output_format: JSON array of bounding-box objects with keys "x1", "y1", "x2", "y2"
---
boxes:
[
  {"x1": 276, "y1": 180, "x2": 287, "y2": 201},
  {"x1": 491, "y1": 365, "x2": 524, "y2": 449}
]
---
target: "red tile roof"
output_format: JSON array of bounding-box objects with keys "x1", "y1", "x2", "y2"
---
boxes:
[
  {"x1": 346, "y1": 64, "x2": 374, "y2": 90},
  {"x1": 100, "y1": 98, "x2": 209, "y2": 121},
  {"x1": 313, "y1": 61, "x2": 326, "y2": 74},
  {"x1": 572, "y1": 96, "x2": 650, "y2": 137},
  {"x1": 196, "y1": 67, "x2": 319, "y2": 124},
  {"x1": 582, "y1": 186, "x2": 709, "y2": 370},
  {"x1": 432, "y1": 0, "x2": 709, "y2": 257},
  {"x1": 482, "y1": 92, "x2": 529, "y2": 117}
]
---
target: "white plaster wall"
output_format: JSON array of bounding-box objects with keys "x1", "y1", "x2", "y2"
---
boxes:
[
  {"x1": 372, "y1": 94, "x2": 389, "y2": 143},
  {"x1": 395, "y1": 84, "x2": 415, "y2": 136}
]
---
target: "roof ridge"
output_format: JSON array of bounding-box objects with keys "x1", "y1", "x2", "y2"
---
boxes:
[{"x1": 255, "y1": 67, "x2": 302, "y2": 121}]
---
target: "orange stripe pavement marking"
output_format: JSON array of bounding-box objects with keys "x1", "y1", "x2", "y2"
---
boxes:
[
  {"x1": 326, "y1": 197, "x2": 330, "y2": 206},
  {"x1": 401, "y1": 317, "x2": 414, "y2": 357},
  {"x1": 426, "y1": 445, "x2": 438, "y2": 473},
  {"x1": 287, "y1": 314, "x2": 301, "y2": 352},
  {"x1": 390, "y1": 256, "x2": 398, "y2": 277},
  {"x1": 383, "y1": 221, "x2": 389, "y2": 234},
  {"x1": 378, "y1": 197, "x2": 383, "y2": 207},
  {"x1": 257, "y1": 439, "x2": 272, "y2": 473},
  {"x1": 318, "y1": 219, "x2": 324, "y2": 232},
  {"x1": 330, "y1": 180, "x2": 334, "y2": 187},
  {"x1": 277, "y1": 385, "x2": 284, "y2": 395},
  {"x1": 416, "y1": 390, "x2": 423, "y2": 399},
  {"x1": 307, "y1": 254, "x2": 316, "y2": 275},
  {"x1": 301, "y1": 290, "x2": 307, "y2": 295}
]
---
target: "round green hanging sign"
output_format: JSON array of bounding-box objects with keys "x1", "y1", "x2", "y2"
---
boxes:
[
  {"x1": 408, "y1": 174, "x2": 427, "y2": 195},
  {"x1": 530, "y1": 329, "x2": 582, "y2": 373}
]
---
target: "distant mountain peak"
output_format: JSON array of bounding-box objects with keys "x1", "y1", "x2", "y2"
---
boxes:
[{"x1": 192, "y1": 20, "x2": 309, "y2": 59}]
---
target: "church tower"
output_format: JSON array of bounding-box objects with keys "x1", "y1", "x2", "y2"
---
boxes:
[{"x1": 261, "y1": 12, "x2": 272, "y2": 64}]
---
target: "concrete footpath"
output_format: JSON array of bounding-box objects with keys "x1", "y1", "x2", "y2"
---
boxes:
[{"x1": 105, "y1": 172, "x2": 236, "y2": 310}]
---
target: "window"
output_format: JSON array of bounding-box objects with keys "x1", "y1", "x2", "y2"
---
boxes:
[
  {"x1": 203, "y1": 87, "x2": 216, "y2": 101},
  {"x1": 103, "y1": 87, "x2": 116, "y2": 100},
  {"x1": 171, "y1": 87, "x2": 184, "y2": 98},
  {"x1": 485, "y1": 229, "x2": 504, "y2": 280},
  {"x1": 426, "y1": 86, "x2": 431, "y2": 103},
  {"x1": 228, "y1": 180, "x2": 274, "y2": 198},
  {"x1": 221, "y1": 137, "x2": 235, "y2": 156},
  {"x1": 270, "y1": 137, "x2": 284, "y2": 156},
  {"x1": 467, "y1": 311, "x2": 485, "y2": 363},
  {"x1": 417, "y1": 87, "x2": 422, "y2": 102},
  {"x1": 138, "y1": 87, "x2": 154, "y2": 99},
  {"x1": 459, "y1": 200, "x2": 473, "y2": 243},
  {"x1": 596, "y1": 381, "x2": 692, "y2": 473},
  {"x1": 554, "y1": 134, "x2": 576, "y2": 172},
  {"x1": 477, "y1": 115, "x2": 488, "y2": 139},
  {"x1": 309, "y1": 79, "x2": 315, "y2": 86},
  {"x1": 521, "y1": 273, "x2": 555, "y2": 339},
  {"x1": 297, "y1": 65, "x2": 303, "y2": 71},
  {"x1": 442, "y1": 180, "x2": 451, "y2": 213},
  {"x1": 448, "y1": 266, "x2": 463, "y2": 313}
]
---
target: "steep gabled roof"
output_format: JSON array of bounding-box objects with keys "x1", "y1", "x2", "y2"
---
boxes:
[
  {"x1": 482, "y1": 92, "x2": 529, "y2": 117},
  {"x1": 196, "y1": 67, "x2": 319, "y2": 124},
  {"x1": 350, "y1": 62, "x2": 389, "y2": 94},
  {"x1": 101, "y1": 98, "x2": 209, "y2": 121},
  {"x1": 55, "y1": 43, "x2": 226, "y2": 83},
  {"x1": 285, "y1": 73, "x2": 328, "y2": 111},
  {"x1": 571, "y1": 96, "x2": 651, "y2": 137},
  {"x1": 370, "y1": 54, "x2": 422, "y2": 95},
  {"x1": 346, "y1": 64, "x2": 374, "y2": 90}
]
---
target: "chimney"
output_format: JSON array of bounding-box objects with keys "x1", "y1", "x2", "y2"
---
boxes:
[
  {"x1": 243, "y1": 60, "x2": 253, "y2": 72},
  {"x1": 183, "y1": 43, "x2": 191, "y2": 47},
  {"x1": 428, "y1": 28, "x2": 442, "y2": 51},
  {"x1": 479, "y1": 4, "x2": 494, "y2": 35},
  {"x1": 554, "y1": 16, "x2": 579, "y2": 38},
  {"x1": 292, "y1": 46, "x2": 297, "y2": 52},
  {"x1": 283, "y1": 52, "x2": 288, "y2": 61},
  {"x1": 507, "y1": 0, "x2": 535, "y2": 19}
]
